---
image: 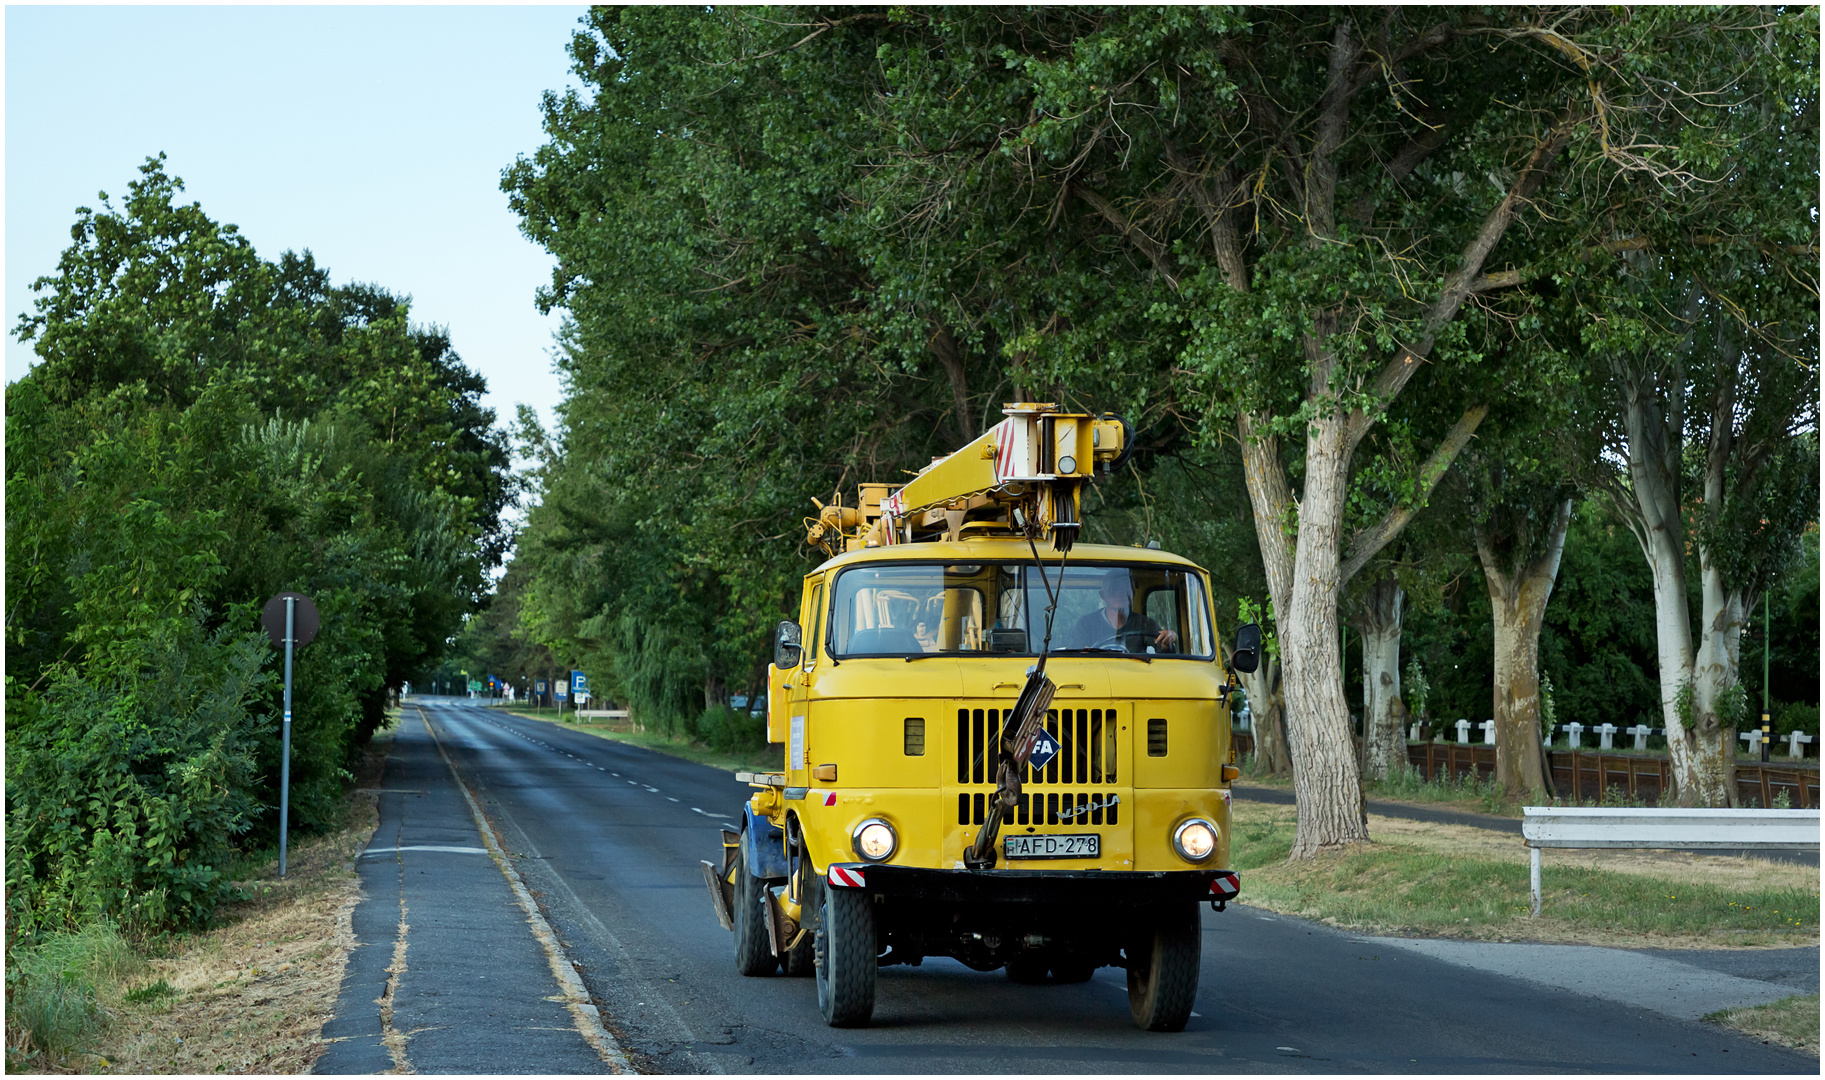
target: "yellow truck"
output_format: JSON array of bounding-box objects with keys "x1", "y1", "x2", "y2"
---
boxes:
[{"x1": 702, "y1": 403, "x2": 1258, "y2": 1030}]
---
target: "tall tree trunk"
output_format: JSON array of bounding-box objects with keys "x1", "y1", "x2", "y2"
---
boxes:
[
  {"x1": 1476, "y1": 499, "x2": 1571, "y2": 799},
  {"x1": 1239, "y1": 653, "x2": 1290, "y2": 775},
  {"x1": 1615, "y1": 361, "x2": 1738, "y2": 806},
  {"x1": 1276, "y1": 335, "x2": 1369, "y2": 858},
  {"x1": 1350, "y1": 574, "x2": 1406, "y2": 782}
]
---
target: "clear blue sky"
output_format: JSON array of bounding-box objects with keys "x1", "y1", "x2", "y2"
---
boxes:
[{"x1": 5, "y1": 4, "x2": 590, "y2": 436}]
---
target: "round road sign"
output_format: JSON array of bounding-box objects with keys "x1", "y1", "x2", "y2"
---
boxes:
[{"x1": 262, "y1": 592, "x2": 320, "y2": 649}]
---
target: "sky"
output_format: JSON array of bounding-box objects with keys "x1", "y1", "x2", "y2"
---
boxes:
[{"x1": 5, "y1": 4, "x2": 591, "y2": 438}]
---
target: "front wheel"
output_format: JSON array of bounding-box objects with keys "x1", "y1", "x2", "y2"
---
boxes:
[
  {"x1": 1127, "y1": 902, "x2": 1201, "y2": 1032},
  {"x1": 732, "y1": 842, "x2": 778, "y2": 977},
  {"x1": 814, "y1": 882, "x2": 877, "y2": 1026}
]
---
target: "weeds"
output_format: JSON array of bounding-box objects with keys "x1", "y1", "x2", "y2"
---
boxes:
[
  {"x1": 5, "y1": 919, "x2": 146, "y2": 1068},
  {"x1": 1705, "y1": 994, "x2": 1820, "y2": 1056}
]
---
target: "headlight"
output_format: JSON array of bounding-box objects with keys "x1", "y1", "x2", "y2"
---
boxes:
[
  {"x1": 852, "y1": 818, "x2": 898, "y2": 862},
  {"x1": 1172, "y1": 818, "x2": 1218, "y2": 863}
]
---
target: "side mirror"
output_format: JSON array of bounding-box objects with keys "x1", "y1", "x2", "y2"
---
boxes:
[
  {"x1": 1230, "y1": 622, "x2": 1261, "y2": 674},
  {"x1": 773, "y1": 620, "x2": 804, "y2": 669}
]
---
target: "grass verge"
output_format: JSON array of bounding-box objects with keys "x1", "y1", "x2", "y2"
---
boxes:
[
  {"x1": 1231, "y1": 800, "x2": 1820, "y2": 949},
  {"x1": 491, "y1": 704, "x2": 780, "y2": 774},
  {"x1": 5, "y1": 719, "x2": 394, "y2": 1074},
  {"x1": 1706, "y1": 993, "x2": 1820, "y2": 1056}
]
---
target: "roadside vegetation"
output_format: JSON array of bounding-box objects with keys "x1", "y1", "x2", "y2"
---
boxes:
[
  {"x1": 1706, "y1": 994, "x2": 1821, "y2": 1057},
  {"x1": 5, "y1": 726, "x2": 391, "y2": 1073}
]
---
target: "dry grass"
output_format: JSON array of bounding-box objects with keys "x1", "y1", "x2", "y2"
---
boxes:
[
  {"x1": 65, "y1": 730, "x2": 391, "y2": 1075},
  {"x1": 1706, "y1": 993, "x2": 1821, "y2": 1056}
]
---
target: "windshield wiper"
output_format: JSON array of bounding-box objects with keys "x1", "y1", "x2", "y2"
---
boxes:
[{"x1": 1048, "y1": 647, "x2": 1153, "y2": 662}]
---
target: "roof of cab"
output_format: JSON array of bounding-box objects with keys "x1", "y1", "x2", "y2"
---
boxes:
[{"x1": 811, "y1": 537, "x2": 1205, "y2": 575}]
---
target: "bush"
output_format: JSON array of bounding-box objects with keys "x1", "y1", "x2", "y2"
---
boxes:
[
  {"x1": 5, "y1": 616, "x2": 271, "y2": 936},
  {"x1": 695, "y1": 704, "x2": 766, "y2": 754},
  {"x1": 1773, "y1": 701, "x2": 1818, "y2": 739}
]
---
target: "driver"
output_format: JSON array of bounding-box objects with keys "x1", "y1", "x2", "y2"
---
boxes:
[{"x1": 1064, "y1": 569, "x2": 1178, "y2": 652}]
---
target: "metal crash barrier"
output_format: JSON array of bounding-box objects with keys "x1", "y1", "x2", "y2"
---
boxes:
[{"x1": 1521, "y1": 807, "x2": 1820, "y2": 916}]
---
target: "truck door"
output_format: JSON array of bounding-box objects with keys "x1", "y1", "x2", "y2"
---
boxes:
[{"x1": 785, "y1": 577, "x2": 826, "y2": 788}]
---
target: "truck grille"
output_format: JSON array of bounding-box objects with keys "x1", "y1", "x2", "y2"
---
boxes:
[
  {"x1": 958, "y1": 789, "x2": 1119, "y2": 826},
  {"x1": 954, "y1": 706, "x2": 1120, "y2": 825}
]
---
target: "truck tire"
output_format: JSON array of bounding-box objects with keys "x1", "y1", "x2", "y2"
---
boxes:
[
  {"x1": 814, "y1": 884, "x2": 876, "y2": 1026},
  {"x1": 1126, "y1": 902, "x2": 1201, "y2": 1032},
  {"x1": 733, "y1": 844, "x2": 778, "y2": 977}
]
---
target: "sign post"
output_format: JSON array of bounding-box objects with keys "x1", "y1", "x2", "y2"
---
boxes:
[{"x1": 261, "y1": 592, "x2": 319, "y2": 878}]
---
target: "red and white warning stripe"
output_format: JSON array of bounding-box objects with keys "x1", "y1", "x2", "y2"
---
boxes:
[
  {"x1": 991, "y1": 418, "x2": 1017, "y2": 482},
  {"x1": 828, "y1": 864, "x2": 867, "y2": 889},
  {"x1": 1209, "y1": 871, "x2": 1241, "y2": 900}
]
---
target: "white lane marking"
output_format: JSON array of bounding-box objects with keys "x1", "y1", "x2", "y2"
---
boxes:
[
  {"x1": 691, "y1": 808, "x2": 707, "y2": 815},
  {"x1": 667, "y1": 797, "x2": 680, "y2": 803},
  {"x1": 644, "y1": 786, "x2": 659, "y2": 793},
  {"x1": 360, "y1": 845, "x2": 489, "y2": 857}
]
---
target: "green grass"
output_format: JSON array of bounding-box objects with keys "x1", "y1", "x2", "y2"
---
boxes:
[
  {"x1": 1706, "y1": 993, "x2": 1820, "y2": 1056},
  {"x1": 492, "y1": 705, "x2": 781, "y2": 774},
  {"x1": 5, "y1": 919, "x2": 147, "y2": 1068},
  {"x1": 1232, "y1": 807, "x2": 1820, "y2": 943}
]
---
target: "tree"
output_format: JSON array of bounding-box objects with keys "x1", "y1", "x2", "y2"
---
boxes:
[
  {"x1": 6, "y1": 158, "x2": 509, "y2": 931},
  {"x1": 850, "y1": 6, "x2": 1770, "y2": 855},
  {"x1": 1569, "y1": 12, "x2": 1819, "y2": 804}
]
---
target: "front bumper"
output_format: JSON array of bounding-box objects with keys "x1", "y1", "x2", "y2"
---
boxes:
[{"x1": 826, "y1": 863, "x2": 1240, "y2": 906}]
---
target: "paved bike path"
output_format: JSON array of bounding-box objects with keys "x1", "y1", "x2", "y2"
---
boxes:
[{"x1": 313, "y1": 708, "x2": 611, "y2": 1074}]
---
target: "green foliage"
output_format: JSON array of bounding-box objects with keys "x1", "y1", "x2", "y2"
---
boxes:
[
  {"x1": 6, "y1": 157, "x2": 510, "y2": 935},
  {"x1": 1402, "y1": 659, "x2": 1430, "y2": 723},
  {"x1": 4, "y1": 919, "x2": 144, "y2": 1066},
  {"x1": 695, "y1": 705, "x2": 767, "y2": 756},
  {"x1": 1773, "y1": 703, "x2": 1818, "y2": 740}
]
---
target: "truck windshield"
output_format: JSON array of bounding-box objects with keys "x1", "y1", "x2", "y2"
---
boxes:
[{"x1": 828, "y1": 562, "x2": 1213, "y2": 659}]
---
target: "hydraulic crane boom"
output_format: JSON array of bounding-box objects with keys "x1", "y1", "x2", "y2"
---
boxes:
[{"x1": 804, "y1": 403, "x2": 1130, "y2": 556}]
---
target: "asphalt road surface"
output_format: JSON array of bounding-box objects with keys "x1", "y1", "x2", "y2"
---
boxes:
[{"x1": 316, "y1": 698, "x2": 1816, "y2": 1074}]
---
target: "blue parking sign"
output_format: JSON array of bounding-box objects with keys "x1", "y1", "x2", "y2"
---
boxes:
[{"x1": 571, "y1": 670, "x2": 589, "y2": 694}]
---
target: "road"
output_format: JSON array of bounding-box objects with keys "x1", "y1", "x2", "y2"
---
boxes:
[{"x1": 317, "y1": 698, "x2": 1816, "y2": 1074}]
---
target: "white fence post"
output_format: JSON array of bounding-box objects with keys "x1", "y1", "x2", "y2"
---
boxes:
[
  {"x1": 1595, "y1": 723, "x2": 1617, "y2": 750},
  {"x1": 1626, "y1": 724, "x2": 1653, "y2": 750},
  {"x1": 1565, "y1": 722, "x2": 1584, "y2": 749},
  {"x1": 1479, "y1": 720, "x2": 1496, "y2": 746},
  {"x1": 1455, "y1": 719, "x2": 1472, "y2": 744},
  {"x1": 1739, "y1": 729, "x2": 1763, "y2": 754},
  {"x1": 1787, "y1": 731, "x2": 1815, "y2": 760}
]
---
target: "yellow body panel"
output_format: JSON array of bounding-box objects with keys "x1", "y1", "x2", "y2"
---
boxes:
[{"x1": 763, "y1": 539, "x2": 1235, "y2": 879}]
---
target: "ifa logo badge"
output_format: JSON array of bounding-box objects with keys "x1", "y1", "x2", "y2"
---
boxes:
[{"x1": 1026, "y1": 730, "x2": 1061, "y2": 772}]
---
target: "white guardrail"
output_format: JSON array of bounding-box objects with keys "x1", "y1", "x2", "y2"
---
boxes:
[{"x1": 1521, "y1": 807, "x2": 1820, "y2": 916}]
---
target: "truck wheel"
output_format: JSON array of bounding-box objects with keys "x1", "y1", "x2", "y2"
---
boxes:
[
  {"x1": 1004, "y1": 956, "x2": 1049, "y2": 984},
  {"x1": 814, "y1": 884, "x2": 876, "y2": 1026},
  {"x1": 1127, "y1": 902, "x2": 1201, "y2": 1032},
  {"x1": 733, "y1": 844, "x2": 778, "y2": 976}
]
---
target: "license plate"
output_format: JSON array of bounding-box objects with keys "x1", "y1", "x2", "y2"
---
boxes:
[{"x1": 1004, "y1": 833, "x2": 1099, "y2": 860}]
